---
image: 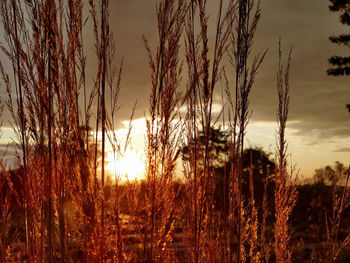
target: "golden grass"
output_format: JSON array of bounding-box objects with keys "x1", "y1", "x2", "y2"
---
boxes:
[{"x1": 0, "y1": 1, "x2": 348, "y2": 263}]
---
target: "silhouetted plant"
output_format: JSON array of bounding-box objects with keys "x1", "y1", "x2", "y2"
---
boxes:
[
  {"x1": 224, "y1": 0, "x2": 266, "y2": 262},
  {"x1": 183, "y1": 1, "x2": 236, "y2": 261},
  {"x1": 274, "y1": 40, "x2": 297, "y2": 263},
  {"x1": 130, "y1": 0, "x2": 187, "y2": 262}
]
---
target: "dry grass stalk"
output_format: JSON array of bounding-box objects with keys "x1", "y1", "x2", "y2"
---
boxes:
[
  {"x1": 274, "y1": 40, "x2": 297, "y2": 263},
  {"x1": 260, "y1": 177, "x2": 271, "y2": 263},
  {"x1": 96, "y1": 1, "x2": 108, "y2": 260},
  {"x1": 0, "y1": 1, "x2": 31, "y2": 259},
  {"x1": 89, "y1": 0, "x2": 130, "y2": 261},
  {"x1": 0, "y1": 1, "x2": 47, "y2": 260},
  {"x1": 0, "y1": 98, "x2": 13, "y2": 261},
  {"x1": 104, "y1": 37, "x2": 135, "y2": 262},
  {"x1": 0, "y1": 0, "x2": 116, "y2": 261},
  {"x1": 183, "y1": 1, "x2": 236, "y2": 261},
  {"x1": 139, "y1": 0, "x2": 186, "y2": 261},
  {"x1": 224, "y1": 0, "x2": 265, "y2": 262},
  {"x1": 248, "y1": 151, "x2": 261, "y2": 263},
  {"x1": 325, "y1": 166, "x2": 350, "y2": 263}
]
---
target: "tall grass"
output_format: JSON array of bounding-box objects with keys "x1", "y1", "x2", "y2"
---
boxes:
[
  {"x1": 0, "y1": 96, "x2": 11, "y2": 261},
  {"x1": 274, "y1": 41, "x2": 297, "y2": 263},
  {"x1": 325, "y1": 166, "x2": 350, "y2": 262},
  {"x1": 224, "y1": 0, "x2": 266, "y2": 262},
  {"x1": 183, "y1": 1, "x2": 235, "y2": 261},
  {"x1": 1, "y1": 1, "x2": 349, "y2": 263},
  {"x1": 0, "y1": 0, "x2": 116, "y2": 261},
  {"x1": 139, "y1": 0, "x2": 186, "y2": 261}
]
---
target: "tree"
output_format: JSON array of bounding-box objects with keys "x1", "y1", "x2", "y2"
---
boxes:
[
  {"x1": 181, "y1": 127, "x2": 230, "y2": 169},
  {"x1": 214, "y1": 147, "x2": 275, "y2": 215},
  {"x1": 328, "y1": 0, "x2": 350, "y2": 76},
  {"x1": 313, "y1": 161, "x2": 348, "y2": 185},
  {"x1": 182, "y1": 128, "x2": 276, "y2": 214}
]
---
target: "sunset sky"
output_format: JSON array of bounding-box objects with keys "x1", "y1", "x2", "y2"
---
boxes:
[
  {"x1": 1, "y1": 0, "x2": 350, "y2": 179},
  {"x1": 106, "y1": 0, "x2": 350, "y2": 178}
]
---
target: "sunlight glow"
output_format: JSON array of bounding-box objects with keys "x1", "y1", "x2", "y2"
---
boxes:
[{"x1": 106, "y1": 149, "x2": 145, "y2": 182}]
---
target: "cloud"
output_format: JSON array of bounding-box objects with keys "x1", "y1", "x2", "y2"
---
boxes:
[
  {"x1": 332, "y1": 147, "x2": 350, "y2": 153},
  {"x1": 246, "y1": 0, "x2": 350, "y2": 143},
  {"x1": 110, "y1": 0, "x2": 350, "y2": 143},
  {"x1": 0, "y1": 143, "x2": 17, "y2": 167},
  {"x1": 1, "y1": 0, "x2": 349, "y2": 146},
  {"x1": 0, "y1": 142, "x2": 17, "y2": 153}
]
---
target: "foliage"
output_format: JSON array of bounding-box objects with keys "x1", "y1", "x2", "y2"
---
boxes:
[
  {"x1": 314, "y1": 161, "x2": 348, "y2": 185},
  {"x1": 291, "y1": 181, "x2": 350, "y2": 263},
  {"x1": 182, "y1": 127, "x2": 230, "y2": 168},
  {"x1": 328, "y1": 0, "x2": 350, "y2": 75}
]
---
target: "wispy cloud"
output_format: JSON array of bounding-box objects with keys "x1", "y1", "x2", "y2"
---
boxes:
[{"x1": 332, "y1": 147, "x2": 350, "y2": 153}]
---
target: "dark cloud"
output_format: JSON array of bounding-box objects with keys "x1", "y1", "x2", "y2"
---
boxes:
[
  {"x1": 108, "y1": 0, "x2": 350, "y2": 142},
  {"x1": 245, "y1": 0, "x2": 350, "y2": 142},
  {"x1": 1, "y1": 0, "x2": 349, "y2": 144},
  {"x1": 333, "y1": 147, "x2": 350, "y2": 152},
  {"x1": 0, "y1": 143, "x2": 17, "y2": 167},
  {"x1": 0, "y1": 142, "x2": 17, "y2": 152}
]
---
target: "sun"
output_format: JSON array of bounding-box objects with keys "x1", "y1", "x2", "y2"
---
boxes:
[{"x1": 106, "y1": 149, "x2": 145, "y2": 181}]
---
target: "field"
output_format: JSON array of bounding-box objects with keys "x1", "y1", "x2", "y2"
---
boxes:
[{"x1": 0, "y1": 0, "x2": 349, "y2": 262}]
